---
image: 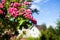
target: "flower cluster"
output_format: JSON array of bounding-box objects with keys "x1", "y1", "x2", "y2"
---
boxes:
[
  {"x1": 0, "y1": 3, "x2": 4, "y2": 8},
  {"x1": 0, "y1": 0, "x2": 37, "y2": 24},
  {"x1": 10, "y1": 2, "x2": 23, "y2": 8},
  {"x1": 0, "y1": 9, "x2": 4, "y2": 14},
  {"x1": 24, "y1": 2, "x2": 30, "y2": 6},
  {"x1": 8, "y1": 2, "x2": 31, "y2": 18},
  {"x1": 0, "y1": 0, "x2": 6, "y2": 14},
  {"x1": 20, "y1": 8, "x2": 37, "y2": 24},
  {"x1": 8, "y1": 7, "x2": 19, "y2": 18},
  {"x1": 2, "y1": 0, "x2": 6, "y2": 5}
]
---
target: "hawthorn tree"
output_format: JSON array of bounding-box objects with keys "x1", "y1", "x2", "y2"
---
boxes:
[{"x1": 0, "y1": 0, "x2": 37, "y2": 34}]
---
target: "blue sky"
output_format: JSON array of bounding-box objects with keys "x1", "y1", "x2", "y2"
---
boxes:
[{"x1": 31, "y1": 0, "x2": 60, "y2": 28}]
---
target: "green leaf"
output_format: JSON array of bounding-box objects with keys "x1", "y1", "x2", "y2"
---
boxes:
[
  {"x1": 19, "y1": 0, "x2": 25, "y2": 3},
  {"x1": 17, "y1": 17, "x2": 24, "y2": 29},
  {"x1": 10, "y1": 0, "x2": 19, "y2": 2},
  {"x1": 19, "y1": 18, "x2": 24, "y2": 25},
  {"x1": 26, "y1": 21, "x2": 32, "y2": 28},
  {"x1": 4, "y1": 1, "x2": 10, "y2": 8}
]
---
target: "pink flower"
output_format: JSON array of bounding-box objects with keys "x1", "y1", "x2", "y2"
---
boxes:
[
  {"x1": 10, "y1": 3, "x2": 14, "y2": 7},
  {"x1": 24, "y1": 13, "x2": 32, "y2": 19},
  {"x1": 23, "y1": 13, "x2": 29, "y2": 16},
  {"x1": 2, "y1": 0, "x2": 6, "y2": 5},
  {"x1": 31, "y1": 18, "x2": 37, "y2": 24},
  {"x1": 8, "y1": 7, "x2": 13, "y2": 13},
  {"x1": 26, "y1": 9, "x2": 32, "y2": 14},
  {"x1": 18, "y1": 3, "x2": 24, "y2": 6},
  {"x1": 20, "y1": 8, "x2": 26, "y2": 11},
  {"x1": 24, "y1": 2, "x2": 30, "y2": 6},
  {"x1": 0, "y1": 3, "x2": 4, "y2": 8},
  {"x1": 0, "y1": 10, "x2": 4, "y2": 14},
  {"x1": 23, "y1": 9, "x2": 32, "y2": 19},
  {"x1": 8, "y1": 7, "x2": 18, "y2": 13},
  {"x1": 8, "y1": 7, "x2": 19, "y2": 18},
  {"x1": 19, "y1": 8, "x2": 26, "y2": 13},
  {"x1": 10, "y1": 3, "x2": 23, "y2": 7},
  {"x1": 11, "y1": 11, "x2": 19, "y2": 18},
  {"x1": 13, "y1": 2, "x2": 19, "y2": 7}
]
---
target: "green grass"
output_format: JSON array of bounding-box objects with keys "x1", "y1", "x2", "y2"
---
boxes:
[{"x1": 26, "y1": 37, "x2": 40, "y2": 40}]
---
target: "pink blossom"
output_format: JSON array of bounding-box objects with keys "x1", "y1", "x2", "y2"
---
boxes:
[
  {"x1": 13, "y1": 2, "x2": 19, "y2": 7},
  {"x1": 0, "y1": 10, "x2": 4, "y2": 14},
  {"x1": 24, "y1": 2, "x2": 30, "y2": 6},
  {"x1": 23, "y1": 13, "x2": 29, "y2": 16},
  {"x1": 20, "y1": 8, "x2": 26, "y2": 12},
  {"x1": 8, "y1": 7, "x2": 18, "y2": 13},
  {"x1": 26, "y1": 15, "x2": 32, "y2": 19},
  {"x1": 18, "y1": 3, "x2": 24, "y2": 6},
  {"x1": 26, "y1": 9, "x2": 32, "y2": 14},
  {"x1": 8, "y1": 7, "x2": 13, "y2": 13},
  {"x1": 19, "y1": 8, "x2": 26, "y2": 14},
  {"x1": 11, "y1": 11, "x2": 19, "y2": 18},
  {"x1": 31, "y1": 18, "x2": 37, "y2": 24},
  {"x1": 0, "y1": 3, "x2": 4, "y2": 8},
  {"x1": 10, "y1": 3, "x2": 23, "y2": 7},
  {"x1": 2, "y1": 0, "x2": 6, "y2": 5},
  {"x1": 10, "y1": 3, "x2": 14, "y2": 7},
  {"x1": 24, "y1": 13, "x2": 32, "y2": 19},
  {"x1": 19, "y1": 8, "x2": 26, "y2": 15},
  {"x1": 13, "y1": 2, "x2": 23, "y2": 7},
  {"x1": 23, "y1": 9, "x2": 32, "y2": 19},
  {"x1": 8, "y1": 7, "x2": 19, "y2": 18}
]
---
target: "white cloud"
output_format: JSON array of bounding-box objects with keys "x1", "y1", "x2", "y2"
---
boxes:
[
  {"x1": 33, "y1": 0, "x2": 49, "y2": 4},
  {"x1": 30, "y1": 5, "x2": 40, "y2": 10},
  {"x1": 33, "y1": 0, "x2": 42, "y2": 3},
  {"x1": 42, "y1": 0, "x2": 49, "y2": 4},
  {"x1": 31, "y1": 0, "x2": 49, "y2": 10}
]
